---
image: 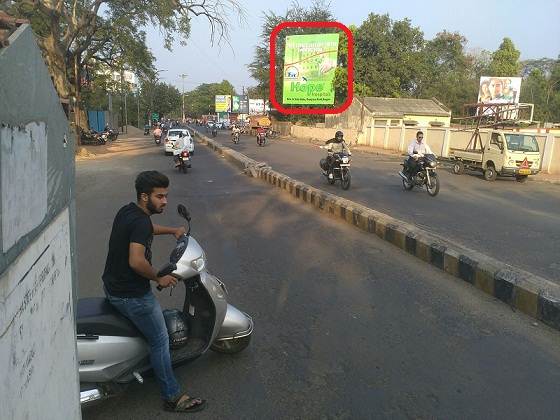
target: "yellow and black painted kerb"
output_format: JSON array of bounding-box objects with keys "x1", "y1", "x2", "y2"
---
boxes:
[{"x1": 195, "y1": 130, "x2": 560, "y2": 333}]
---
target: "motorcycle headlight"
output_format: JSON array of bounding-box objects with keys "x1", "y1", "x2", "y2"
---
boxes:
[
  {"x1": 429, "y1": 161, "x2": 437, "y2": 168},
  {"x1": 191, "y1": 255, "x2": 206, "y2": 272}
]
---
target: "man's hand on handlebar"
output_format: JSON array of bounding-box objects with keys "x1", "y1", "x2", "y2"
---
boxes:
[
  {"x1": 157, "y1": 275, "x2": 177, "y2": 289},
  {"x1": 173, "y1": 226, "x2": 187, "y2": 239}
]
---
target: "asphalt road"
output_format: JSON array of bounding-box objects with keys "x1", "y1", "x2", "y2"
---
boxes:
[
  {"x1": 78, "y1": 135, "x2": 560, "y2": 419},
  {"x1": 202, "y1": 128, "x2": 560, "y2": 283}
]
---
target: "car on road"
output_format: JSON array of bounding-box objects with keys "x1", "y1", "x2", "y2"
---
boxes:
[{"x1": 165, "y1": 129, "x2": 194, "y2": 156}]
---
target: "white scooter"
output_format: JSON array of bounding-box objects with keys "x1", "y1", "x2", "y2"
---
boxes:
[{"x1": 77, "y1": 205, "x2": 253, "y2": 407}]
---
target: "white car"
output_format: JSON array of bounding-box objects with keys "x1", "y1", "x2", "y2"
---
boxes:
[{"x1": 165, "y1": 129, "x2": 194, "y2": 156}]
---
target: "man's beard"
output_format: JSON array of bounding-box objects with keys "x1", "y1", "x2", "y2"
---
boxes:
[{"x1": 147, "y1": 197, "x2": 164, "y2": 215}]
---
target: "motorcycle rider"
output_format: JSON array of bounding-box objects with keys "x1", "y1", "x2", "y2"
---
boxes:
[
  {"x1": 231, "y1": 124, "x2": 241, "y2": 141},
  {"x1": 172, "y1": 132, "x2": 189, "y2": 167},
  {"x1": 406, "y1": 131, "x2": 434, "y2": 177},
  {"x1": 102, "y1": 171, "x2": 206, "y2": 413},
  {"x1": 322, "y1": 130, "x2": 351, "y2": 179},
  {"x1": 153, "y1": 125, "x2": 162, "y2": 142}
]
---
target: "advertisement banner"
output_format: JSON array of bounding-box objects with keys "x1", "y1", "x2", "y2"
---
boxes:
[
  {"x1": 282, "y1": 33, "x2": 340, "y2": 105},
  {"x1": 231, "y1": 95, "x2": 250, "y2": 113},
  {"x1": 478, "y1": 76, "x2": 522, "y2": 104},
  {"x1": 215, "y1": 95, "x2": 231, "y2": 112},
  {"x1": 249, "y1": 99, "x2": 270, "y2": 115}
]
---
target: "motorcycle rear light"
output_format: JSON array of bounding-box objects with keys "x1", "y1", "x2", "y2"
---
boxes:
[{"x1": 181, "y1": 152, "x2": 189, "y2": 157}]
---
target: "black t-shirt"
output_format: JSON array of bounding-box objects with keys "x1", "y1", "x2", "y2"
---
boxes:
[{"x1": 102, "y1": 203, "x2": 154, "y2": 297}]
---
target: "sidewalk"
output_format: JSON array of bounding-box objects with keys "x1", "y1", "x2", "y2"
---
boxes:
[
  {"x1": 276, "y1": 134, "x2": 560, "y2": 185},
  {"x1": 76, "y1": 126, "x2": 154, "y2": 160}
]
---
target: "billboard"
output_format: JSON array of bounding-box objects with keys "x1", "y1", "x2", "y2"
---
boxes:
[
  {"x1": 215, "y1": 95, "x2": 231, "y2": 112},
  {"x1": 231, "y1": 95, "x2": 249, "y2": 113},
  {"x1": 282, "y1": 33, "x2": 340, "y2": 105},
  {"x1": 478, "y1": 76, "x2": 522, "y2": 104},
  {"x1": 249, "y1": 99, "x2": 270, "y2": 115}
]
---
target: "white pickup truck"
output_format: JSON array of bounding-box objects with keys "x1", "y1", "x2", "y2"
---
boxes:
[{"x1": 450, "y1": 130, "x2": 541, "y2": 182}]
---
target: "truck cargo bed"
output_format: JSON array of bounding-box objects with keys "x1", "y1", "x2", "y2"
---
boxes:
[{"x1": 450, "y1": 148, "x2": 483, "y2": 163}]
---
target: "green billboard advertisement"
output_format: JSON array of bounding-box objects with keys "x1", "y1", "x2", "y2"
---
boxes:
[{"x1": 282, "y1": 33, "x2": 340, "y2": 105}]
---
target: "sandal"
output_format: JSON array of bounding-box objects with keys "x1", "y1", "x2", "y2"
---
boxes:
[{"x1": 164, "y1": 393, "x2": 207, "y2": 413}]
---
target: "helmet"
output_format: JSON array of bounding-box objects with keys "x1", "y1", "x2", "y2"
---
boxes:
[
  {"x1": 163, "y1": 309, "x2": 189, "y2": 349},
  {"x1": 335, "y1": 130, "x2": 344, "y2": 140}
]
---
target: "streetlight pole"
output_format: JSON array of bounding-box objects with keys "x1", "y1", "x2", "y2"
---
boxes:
[{"x1": 179, "y1": 74, "x2": 187, "y2": 123}]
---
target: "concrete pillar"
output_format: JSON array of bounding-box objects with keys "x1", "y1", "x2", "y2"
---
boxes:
[
  {"x1": 369, "y1": 118, "x2": 375, "y2": 146},
  {"x1": 541, "y1": 134, "x2": 555, "y2": 174},
  {"x1": 441, "y1": 128, "x2": 451, "y2": 158},
  {"x1": 383, "y1": 120, "x2": 390, "y2": 149},
  {"x1": 399, "y1": 124, "x2": 406, "y2": 152}
]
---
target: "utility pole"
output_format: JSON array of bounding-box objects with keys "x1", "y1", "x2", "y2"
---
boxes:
[{"x1": 179, "y1": 73, "x2": 187, "y2": 123}]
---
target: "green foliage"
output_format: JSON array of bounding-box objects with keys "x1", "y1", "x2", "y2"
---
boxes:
[
  {"x1": 488, "y1": 38, "x2": 521, "y2": 77},
  {"x1": 184, "y1": 80, "x2": 236, "y2": 116},
  {"x1": 520, "y1": 59, "x2": 560, "y2": 123}
]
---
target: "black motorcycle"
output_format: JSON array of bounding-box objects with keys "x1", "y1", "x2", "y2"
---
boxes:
[
  {"x1": 144, "y1": 125, "x2": 150, "y2": 135},
  {"x1": 211, "y1": 127, "x2": 218, "y2": 138},
  {"x1": 80, "y1": 129, "x2": 105, "y2": 146},
  {"x1": 320, "y1": 152, "x2": 351, "y2": 190},
  {"x1": 176, "y1": 151, "x2": 191, "y2": 174},
  {"x1": 399, "y1": 154, "x2": 440, "y2": 197}
]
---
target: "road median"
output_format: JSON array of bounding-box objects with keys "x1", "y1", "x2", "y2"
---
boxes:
[{"x1": 194, "y1": 130, "x2": 560, "y2": 332}]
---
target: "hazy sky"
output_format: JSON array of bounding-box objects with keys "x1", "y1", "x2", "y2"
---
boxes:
[{"x1": 147, "y1": 0, "x2": 560, "y2": 93}]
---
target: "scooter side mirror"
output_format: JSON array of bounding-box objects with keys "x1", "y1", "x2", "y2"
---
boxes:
[{"x1": 177, "y1": 204, "x2": 191, "y2": 222}]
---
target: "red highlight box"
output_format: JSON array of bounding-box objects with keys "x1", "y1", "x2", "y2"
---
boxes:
[{"x1": 269, "y1": 21, "x2": 354, "y2": 115}]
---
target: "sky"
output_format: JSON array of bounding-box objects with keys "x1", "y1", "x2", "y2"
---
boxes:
[{"x1": 146, "y1": 0, "x2": 560, "y2": 94}]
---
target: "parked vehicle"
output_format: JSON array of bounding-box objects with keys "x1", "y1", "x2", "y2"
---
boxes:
[
  {"x1": 320, "y1": 151, "x2": 351, "y2": 190},
  {"x1": 176, "y1": 151, "x2": 191, "y2": 174},
  {"x1": 399, "y1": 154, "x2": 440, "y2": 196},
  {"x1": 165, "y1": 129, "x2": 194, "y2": 156},
  {"x1": 81, "y1": 129, "x2": 105, "y2": 146},
  {"x1": 266, "y1": 128, "x2": 277, "y2": 139},
  {"x1": 77, "y1": 204, "x2": 254, "y2": 407},
  {"x1": 450, "y1": 130, "x2": 541, "y2": 183},
  {"x1": 102, "y1": 127, "x2": 118, "y2": 142}
]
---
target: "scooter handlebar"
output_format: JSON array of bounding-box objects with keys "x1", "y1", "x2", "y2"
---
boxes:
[{"x1": 155, "y1": 262, "x2": 177, "y2": 291}]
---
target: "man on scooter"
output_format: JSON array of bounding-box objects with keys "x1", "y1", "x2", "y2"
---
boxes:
[{"x1": 102, "y1": 171, "x2": 206, "y2": 413}]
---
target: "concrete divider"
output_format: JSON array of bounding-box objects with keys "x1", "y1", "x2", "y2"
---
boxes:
[{"x1": 194, "y1": 130, "x2": 560, "y2": 332}]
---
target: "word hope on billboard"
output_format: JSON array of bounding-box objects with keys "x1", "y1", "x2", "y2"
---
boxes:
[{"x1": 282, "y1": 33, "x2": 340, "y2": 105}]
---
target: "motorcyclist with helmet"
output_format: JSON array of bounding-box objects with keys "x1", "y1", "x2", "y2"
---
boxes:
[{"x1": 321, "y1": 130, "x2": 351, "y2": 179}]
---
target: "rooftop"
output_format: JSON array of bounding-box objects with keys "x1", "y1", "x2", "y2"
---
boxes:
[{"x1": 358, "y1": 97, "x2": 451, "y2": 117}]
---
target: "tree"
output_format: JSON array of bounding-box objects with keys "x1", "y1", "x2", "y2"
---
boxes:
[
  {"x1": 3, "y1": 0, "x2": 244, "y2": 132},
  {"x1": 247, "y1": 0, "x2": 338, "y2": 118},
  {"x1": 520, "y1": 58, "x2": 560, "y2": 123},
  {"x1": 184, "y1": 80, "x2": 236, "y2": 116},
  {"x1": 354, "y1": 14, "x2": 424, "y2": 97},
  {"x1": 417, "y1": 31, "x2": 475, "y2": 115},
  {"x1": 488, "y1": 37, "x2": 521, "y2": 76}
]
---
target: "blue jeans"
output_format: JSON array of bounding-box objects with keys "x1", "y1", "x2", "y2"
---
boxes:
[{"x1": 104, "y1": 288, "x2": 181, "y2": 400}]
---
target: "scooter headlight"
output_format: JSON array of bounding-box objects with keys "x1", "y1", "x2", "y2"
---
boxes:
[{"x1": 191, "y1": 255, "x2": 206, "y2": 272}]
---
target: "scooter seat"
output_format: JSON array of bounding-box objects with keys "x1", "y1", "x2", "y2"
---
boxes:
[{"x1": 76, "y1": 297, "x2": 141, "y2": 337}]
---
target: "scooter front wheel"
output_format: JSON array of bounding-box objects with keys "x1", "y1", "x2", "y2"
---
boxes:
[{"x1": 210, "y1": 335, "x2": 251, "y2": 354}]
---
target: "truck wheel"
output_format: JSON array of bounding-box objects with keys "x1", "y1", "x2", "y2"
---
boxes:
[
  {"x1": 452, "y1": 161, "x2": 465, "y2": 175},
  {"x1": 515, "y1": 175, "x2": 528, "y2": 183},
  {"x1": 484, "y1": 165, "x2": 497, "y2": 182}
]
